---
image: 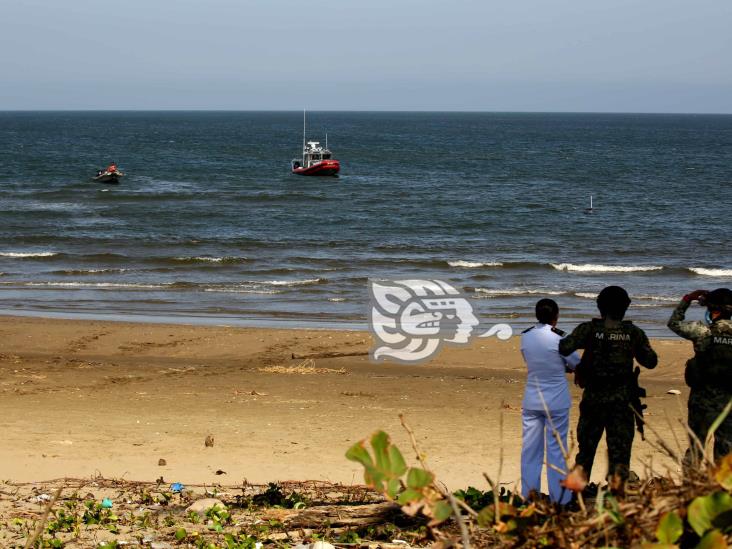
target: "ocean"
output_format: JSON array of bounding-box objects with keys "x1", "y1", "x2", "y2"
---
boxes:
[{"x1": 0, "y1": 111, "x2": 730, "y2": 336}]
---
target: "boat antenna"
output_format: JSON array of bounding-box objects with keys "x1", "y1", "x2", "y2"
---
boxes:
[
  {"x1": 302, "y1": 109, "x2": 306, "y2": 164},
  {"x1": 325, "y1": 132, "x2": 328, "y2": 150}
]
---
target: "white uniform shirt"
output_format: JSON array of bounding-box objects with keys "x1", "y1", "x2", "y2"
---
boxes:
[{"x1": 520, "y1": 323, "x2": 581, "y2": 411}]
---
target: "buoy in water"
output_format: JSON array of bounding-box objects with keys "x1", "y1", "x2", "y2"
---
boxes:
[{"x1": 584, "y1": 195, "x2": 594, "y2": 214}]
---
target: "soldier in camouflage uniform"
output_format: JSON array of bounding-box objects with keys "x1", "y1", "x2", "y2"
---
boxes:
[
  {"x1": 559, "y1": 286, "x2": 658, "y2": 491},
  {"x1": 667, "y1": 288, "x2": 732, "y2": 463}
]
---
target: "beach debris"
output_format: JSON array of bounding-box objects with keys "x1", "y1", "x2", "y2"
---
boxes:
[
  {"x1": 170, "y1": 482, "x2": 184, "y2": 493},
  {"x1": 667, "y1": 389, "x2": 682, "y2": 395},
  {"x1": 35, "y1": 493, "x2": 51, "y2": 502},
  {"x1": 101, "y1": 497, "x2": 113, "y2": 509},
  {"x1": 186, "y1": 497, "x2": 226, "y2": 517},
  {"x1": 158, "y1": 458, "x2": 167, "y2": 466},
  {"x1": 150, "y1": 543, "x2": 173, "y2": 549},
  {"x1": 205, "y1": 434, "x2": 214, "y2": 447},
  {"x1": 215, "y1": 469, "x2": 227, "y2": 475},
  {"x1": 259, "y1": 359, "x2": 346, "y2": 375},
  {"x1": 310, "y1": 542, "x2": 336, "y2": 549}
]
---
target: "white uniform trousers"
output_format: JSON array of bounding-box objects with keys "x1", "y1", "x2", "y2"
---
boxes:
[{"x1": 521, "y1": 408, "x2": 570, "y2": 504}]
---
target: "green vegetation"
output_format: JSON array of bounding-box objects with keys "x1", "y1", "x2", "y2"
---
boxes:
[
  {"x1": 347, "y1": 428, "x2": 732, "y2": 548},
  {"x1": 7, "y1": 418, "x2": 732, "y2": 548}
]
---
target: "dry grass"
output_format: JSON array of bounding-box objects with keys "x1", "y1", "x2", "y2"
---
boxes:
[{"x1": 258, "y1": 358, "x2": 347, "y2": 375}]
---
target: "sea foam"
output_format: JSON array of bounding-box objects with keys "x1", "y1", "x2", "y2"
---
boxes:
[
  {"x1": 448, "y1": 260, "x2": 503, "y2": 268},
  {"x1": 552, "y1": 263, "x2": 663, "y2": 273},
  {"x1": 263, "y1": 278, "x2": 324, "y2": 287},
  {"x1": 14, "y1": 282, "x2": 166, "y2": 289},
  {"x1": 689, "y1": 267, "x2": 732, "y2": 277},
  {"x1": 173, "y1": 256, "x2": 246, "y2": 263},
  {"x1": 474, "y1": 288, "x2": 565, "y2": 296},
  {"x1": 0, "y1": 252, "x2": 58, "y2": 258}
]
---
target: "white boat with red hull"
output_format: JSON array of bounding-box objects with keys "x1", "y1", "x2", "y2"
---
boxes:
[{"x1": 291, "y1": 112, "x2": 340, "y2": 176}]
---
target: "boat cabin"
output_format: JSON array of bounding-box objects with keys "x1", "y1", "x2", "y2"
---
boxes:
[{"x1": 292, "y1": 141, "x2": 333, "y2": 169}]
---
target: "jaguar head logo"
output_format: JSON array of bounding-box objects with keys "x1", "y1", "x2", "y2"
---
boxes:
[{"x1": 369, "y1": 279, "x2": 511, "y2": 363}]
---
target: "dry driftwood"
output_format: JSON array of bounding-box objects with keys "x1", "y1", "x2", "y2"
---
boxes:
[{"x1": 284, "y1": 502, "x2": 401, "y2": 528}]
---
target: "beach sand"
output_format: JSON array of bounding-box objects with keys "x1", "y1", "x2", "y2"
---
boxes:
[{"x1": 0, "y1": 315, "x2": 694, "y2": 491}]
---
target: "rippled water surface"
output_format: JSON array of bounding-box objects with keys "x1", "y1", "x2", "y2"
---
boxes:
[{"x1": 1, "y1": 111, "x2": 731, "y2": 335}]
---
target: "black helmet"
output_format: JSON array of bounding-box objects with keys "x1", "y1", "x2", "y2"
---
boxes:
[
  {"x1": 597, "y1": 286, "x2": 631, "y2": 320},
  {"x1": 705, "y1": 288, "x2": 732, "y2": 314}
]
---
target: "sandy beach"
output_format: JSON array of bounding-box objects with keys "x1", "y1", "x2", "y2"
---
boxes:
[{"x1": 0, "y1": 315, "x2": 696, "y2": 491}]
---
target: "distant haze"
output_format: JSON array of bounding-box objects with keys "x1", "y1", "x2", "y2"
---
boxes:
[{"x1": 1, "y1": 0, "x2": 731, "y2": 112}]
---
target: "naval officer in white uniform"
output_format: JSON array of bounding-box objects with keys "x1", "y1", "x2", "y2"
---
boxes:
[{"x1": 520, "y1": 298, "x2": 581, "y2": 504}]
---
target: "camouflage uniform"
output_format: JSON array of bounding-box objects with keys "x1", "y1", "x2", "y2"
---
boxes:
[
  {"x1": 559, "y1": 319, "x2": 658, "y2": 480},
  {"x1": 667, "y1": 300, "x2": 732, "y2": 462}
]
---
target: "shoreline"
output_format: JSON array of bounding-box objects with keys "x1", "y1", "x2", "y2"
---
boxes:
[
  {"x1": 0, "y1": 308, "x2": 367, "y2": 332},
  {"x1": 0, "y1": 314, "x2": 693, "y2": 489},
  {"x1": 0, "y1": 309, "x2": 686, "y2": 339}
]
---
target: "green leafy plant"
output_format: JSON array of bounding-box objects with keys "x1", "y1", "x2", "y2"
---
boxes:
[
  {"x1": 337, "y1": 529, "x2": 361, "y2": 543},
  {"x1": 188, "y1": 510, "x2": 201, "y2": 524},
  {"x1": 656, "y1": 511, "x2": 684, "y2": 545},
  {"x1": 46, "y1": 508, "x2": 78, "y2": 535},
  {"x1": 222, "y1": 533, "x2": 260, "y2": 548},
  {"x1": 687, "y1": 491, "x2": 732, "y2": 537},
  {"x1": 695, "y1": 529, "x2": 728, "y2": 549},
  {"x1": 136, "y1": 510, "x2": 154, "y2": 528},
  {"x1": 454, "y1": 486, "x2": 495, "y2": 510},
  {"x1": 715, "y1": 454, "x2": 732, "y2": 492},
  {"x1": 82, "y1": 500, "x2": 119, "y2": 533},
  {"x1": 205, "y1": 503, "x2": 231, "y2": 533},
  {"x1": 252, "y1": 482, "x2": 307, "y2": 509},
  {"x1": 346, "y1": 430, "x2": 452, "y2": 525}
]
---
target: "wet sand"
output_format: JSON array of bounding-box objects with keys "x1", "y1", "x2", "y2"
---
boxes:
[{"x1": 0, "y1": 315, "x2": 694, "y2": 490}]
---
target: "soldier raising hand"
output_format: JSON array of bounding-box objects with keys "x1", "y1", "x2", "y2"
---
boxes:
[
  {"x1": 668, "y1": 287, "x2": 732, "y2": 464},
  {"x1": 559, "y1": 286, "x2": 658, "y2": 495}
]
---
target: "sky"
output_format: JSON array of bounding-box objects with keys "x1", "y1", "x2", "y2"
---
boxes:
[{"x1": 1, "y1": 0, "x2": 731, "y2": 112}]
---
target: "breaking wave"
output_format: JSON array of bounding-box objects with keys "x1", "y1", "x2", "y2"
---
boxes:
[
  {"x1": 573, "y1": 292, "x2": 676, "y2": 303},
  {"x1": 688, "y1": 267, "x2": 732, "y2": 277},
  {"x1": 0, "y1": 251, "x2": 58, "y2": 258},
  {"x1": 1, "y1": 281, "x2": 168, "y2": 289},
  {"x1": 203, "y1": 288, "x2": 282, "y2": 295},
  {"x1": 53, "y1": 268, "x2": 129, "y2": 275},
  {"x1": 472, "y1": 288, "x2": 566, "y2": 297},
  {"x1": 551, "y1": 263, "x2": 664, "y2": 273},
  {"x1": 447, "y1": 260, "x2": 504, "y2": 268},
  {"x1": 173, "y1": 256, "x2": 248, "y2": 264},
  {"x1": 634, "y1": 294, "x2": 678, "y2": 302},
  {"x1": 263, "y1": 278, "x2": 326, "y2": 287}
]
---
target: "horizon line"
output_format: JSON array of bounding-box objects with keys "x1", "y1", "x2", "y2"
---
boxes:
[{"x1": 1, "y1": 108, "x2": 732, "y2": 116}]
